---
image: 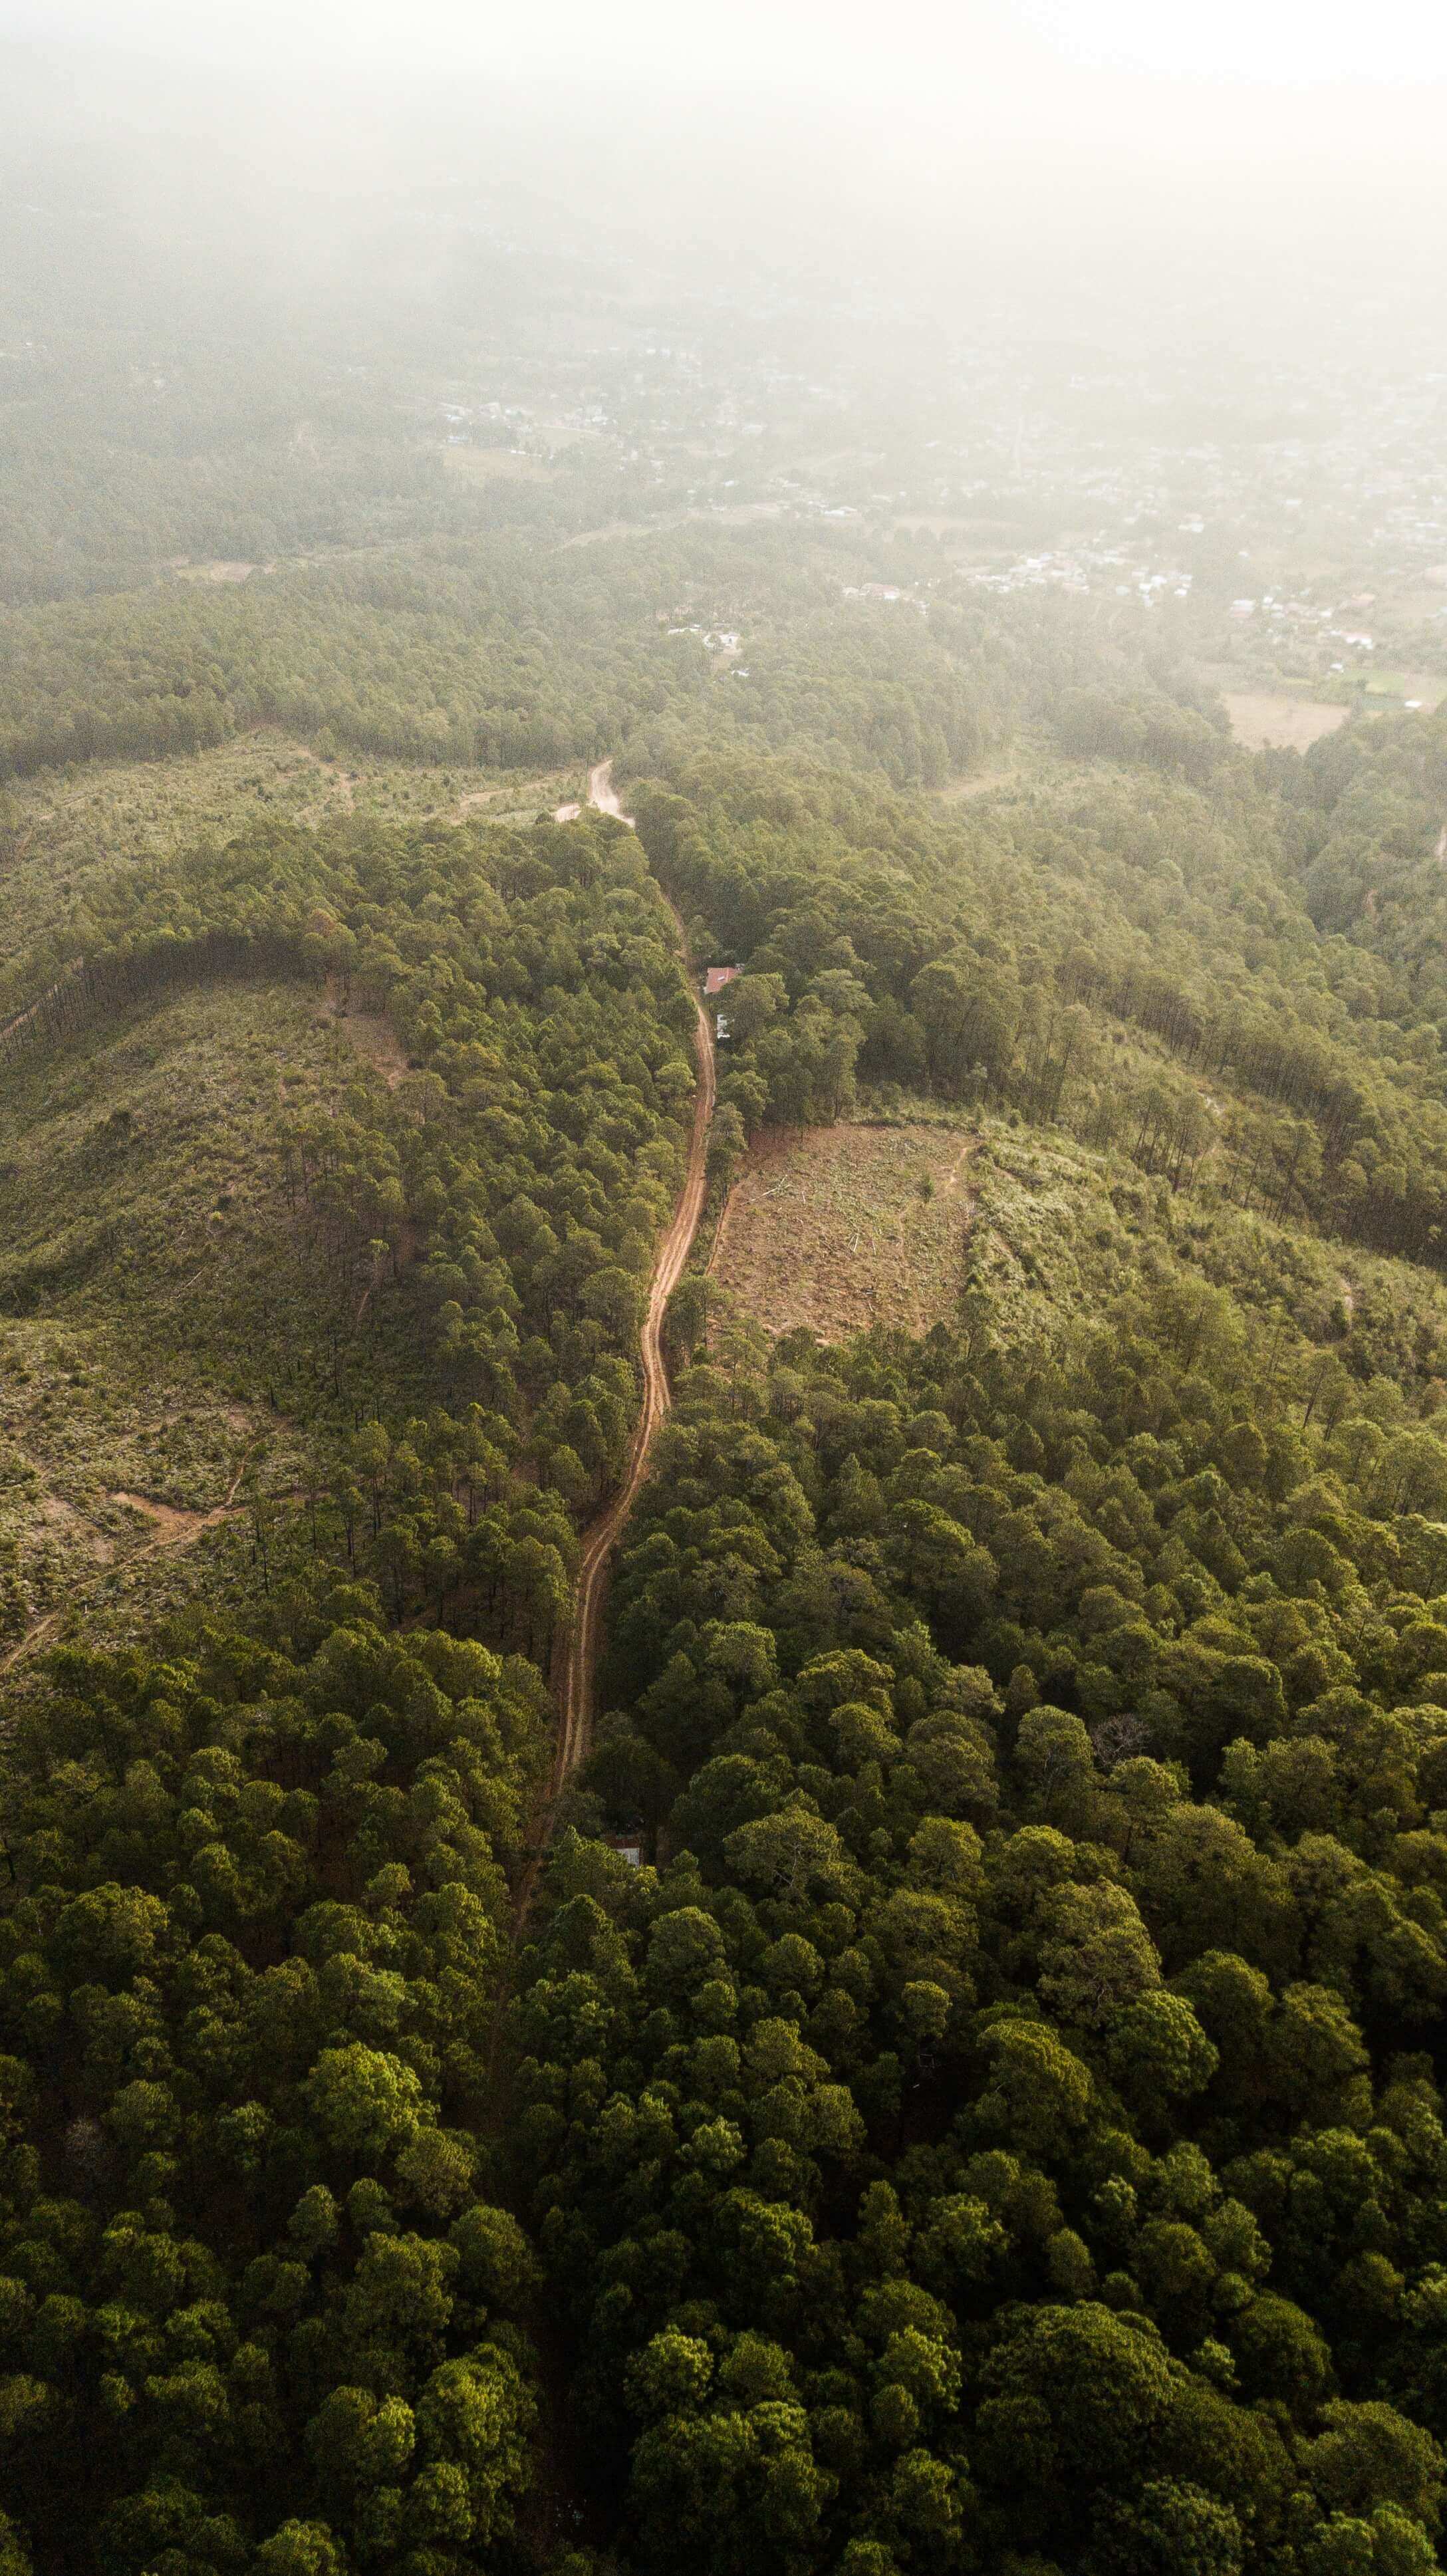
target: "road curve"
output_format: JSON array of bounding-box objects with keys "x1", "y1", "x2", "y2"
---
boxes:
[
  {"x1": 547, "y1": 759, "x2": 716, "y2": 1798},
  {"x1": 586, "y1": 755, "x2": 632, "y2": 823}
]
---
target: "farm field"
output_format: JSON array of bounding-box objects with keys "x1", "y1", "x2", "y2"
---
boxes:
[
  {"x1": 710, "y1": 1115, "x2": 977, "y2": 1340},
  {"x1": 1363, "y1": 670, "x2": 1447, "y2": 711},
  {"x1": 1222, "y1": 690, "x2": 1351, "y2": 750}
]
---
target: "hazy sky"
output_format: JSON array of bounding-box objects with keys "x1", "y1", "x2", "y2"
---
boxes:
[
  {"x1": 6, "y1": 0, "x2": 1446, "y2": 346},
  {"x1": 1015, "y1": 0, "x2": 1447, "y2": 79},
  {"x1": 9, "y1": 0, "x2": 1447, "y2": 88}
]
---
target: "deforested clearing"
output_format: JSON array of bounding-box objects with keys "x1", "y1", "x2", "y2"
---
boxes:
[
  {"x1": 711, "y1": 1116, "x2": 976, "y2": 1339},
  {"x1": 1222, "y1": 690, "x2": 1351, "y2": 749}
]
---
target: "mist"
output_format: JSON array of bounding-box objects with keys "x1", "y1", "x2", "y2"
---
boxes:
[{"x1": 7, "y1": 0, "x2": 1447, "y2": 366}]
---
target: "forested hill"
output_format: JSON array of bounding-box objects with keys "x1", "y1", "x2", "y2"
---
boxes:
[
  {"x1": 0, "y1": 529, "x2": 1013, "y2": 787},
  {"x1": 7, "y1": 470, "x2": 1447, "y2": 2576}
]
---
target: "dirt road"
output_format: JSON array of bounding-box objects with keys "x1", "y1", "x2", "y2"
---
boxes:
[
  {"x1": 587, "y1": 757, "x2": 632, "y2": 823},
  {"x1": 545, "y1": 759, "x2": 716, "y2": 1798},
  {"x1": 553, "y1": 758, "x2": 628, "y2": 829},
  {"x1": 550, "y1": 971, "x2": 714, "y2": 1791}
]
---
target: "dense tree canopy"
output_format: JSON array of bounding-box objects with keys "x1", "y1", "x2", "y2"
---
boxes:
[
  {"x1": 7, "y1": 460, "x2": 1447, "y2": 2575},
  {"x1": 513, "y1": 1283, "x2": 1447, "y2": 2573}
]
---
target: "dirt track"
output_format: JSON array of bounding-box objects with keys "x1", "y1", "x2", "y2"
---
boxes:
[
  {"x1": 546, "y1": 761, "x2": 716, "y2": 1797},
  {"x1": 585, "y1": 757, "x2": 631, "y2": 821}
]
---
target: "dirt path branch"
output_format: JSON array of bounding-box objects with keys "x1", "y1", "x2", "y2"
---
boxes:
[{"x1": 0, "y1": 1446, "x2": 268, "y2": 1680}]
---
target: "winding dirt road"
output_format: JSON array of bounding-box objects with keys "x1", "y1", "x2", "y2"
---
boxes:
[
  {"x1": 546, "y1": 761, "x2": 716, "y2": 1798},
  {"x1": 585, "y1": 757, "x2": 632, "y2": 823}
]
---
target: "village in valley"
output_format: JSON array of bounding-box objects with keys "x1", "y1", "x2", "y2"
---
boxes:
[{"x1": 404, "y1": 197, "x2": 1447, "y2": 743}]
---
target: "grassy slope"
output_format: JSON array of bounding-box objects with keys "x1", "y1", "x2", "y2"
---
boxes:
[
  {"x1": 0, "y1": 977, "x2": 422, "y2": 1657},
  {"x1": 0, "y1": 724, "x2": 632, "y2": 1670},
  {"x1": 968, "y1": 1119, "x2": 1447, "y2": 1382}
]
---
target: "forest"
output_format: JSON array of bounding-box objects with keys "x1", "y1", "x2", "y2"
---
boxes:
[{"x1": 7, "y1": 232, "x2": 1447, "y2": 2571}]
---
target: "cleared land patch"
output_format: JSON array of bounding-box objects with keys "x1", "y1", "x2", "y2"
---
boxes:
[
  {"x1": 0, "y1": 977, "x2": 420, "y2": 1656},
  {"x1": 0, "y1": 1323, "x2": 281, "y2": 1660},
  {"x1": 320, "y1": 977, "x2": 411, "y2": 1087},
  {"x1": 712, "y1": 1118, "x2": 976, "y2": 1341},
  {"x1": 1361, "y1": 671, "x2": 1447, "y2": 713},
  {"x1": 1222, "y1": 693, "x2": 1351, "y2": 752}
]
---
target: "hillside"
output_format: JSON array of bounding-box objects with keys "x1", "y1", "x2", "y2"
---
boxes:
[{"x1": 7, "y1": 325, "x2": 1447, "y2": 2576}]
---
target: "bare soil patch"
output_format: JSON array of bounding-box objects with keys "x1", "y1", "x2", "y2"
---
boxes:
[
  {"x1": 712, "y1": 1120, "x2": 977, "y2": 1341},
  {"x1": 1223, "y1": 694, "x2": 1351, "y2": 752},
  {"x1": 110, "y1": 1491, "x2": 214, "y2": 1542},
  {"x1": 587, "y1": 759, "x2": 632, "y2": 822},
  {"x1": 39, "y1": 1493, "x2": 113, "y2": 1563},
  {"x1": 320, "y1": 979, "x2": 409, "y2": 1087}
]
